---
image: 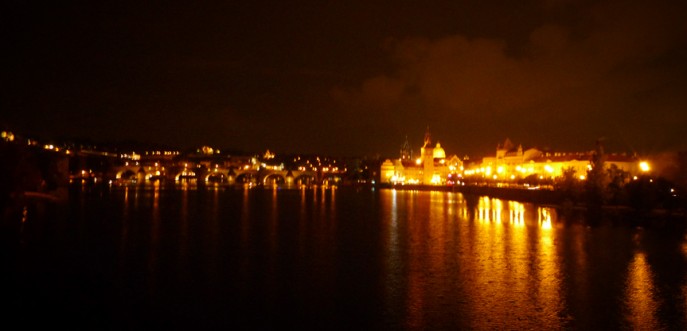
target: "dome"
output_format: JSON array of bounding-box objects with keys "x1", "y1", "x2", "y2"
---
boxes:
[{"x1": 433, "y1": 142, "x2": 446, "y2": 159}]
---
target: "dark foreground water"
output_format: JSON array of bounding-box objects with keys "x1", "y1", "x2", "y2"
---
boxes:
[{"x1": 2, "y1": 184, "x2": 687, "y2": 330}]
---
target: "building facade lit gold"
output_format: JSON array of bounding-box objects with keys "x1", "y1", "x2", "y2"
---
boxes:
[{"x1": 381, "y1": 129, "x2": 462, "y2": 185}]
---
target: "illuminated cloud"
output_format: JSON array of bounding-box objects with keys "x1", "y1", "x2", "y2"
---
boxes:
[
  {"x1": 334, "y1": 0, "x2": 687, "y2": 157},
  {"x1": 2, "y1": 0, "x2": 685, "y2": 157}
]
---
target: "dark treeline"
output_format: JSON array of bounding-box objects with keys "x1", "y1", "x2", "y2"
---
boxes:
[{"x1": 555, "y1": 151, "x2": 687, "y2": 215}]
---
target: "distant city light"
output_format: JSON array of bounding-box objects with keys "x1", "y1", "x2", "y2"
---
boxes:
[
  {"x1": 1, "y1": 131, "x2": 15, "y2": 141},
  {"x1": 639, "y1": 161, "x2": 650, "y2": 172}
]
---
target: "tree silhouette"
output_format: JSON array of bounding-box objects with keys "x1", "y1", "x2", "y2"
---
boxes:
[
  {"x1": 556, "y1": 166, "x2": 581, "y2": 204},
  {"x1": 585, "y1": 139, "x2": 608, "y2": 209}
]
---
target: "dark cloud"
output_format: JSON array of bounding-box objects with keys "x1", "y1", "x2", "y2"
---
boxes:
[
  {"x1": 2, "y1": 0, "x2": 685, "y2": 158},
  {"x1": 334, "y1": 0, "x2": 687, "y2": 158}
]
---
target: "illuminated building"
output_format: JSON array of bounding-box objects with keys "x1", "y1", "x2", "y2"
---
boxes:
[
  {"x1": 464, "y1": 138, "x2": 645, "y2": 182},
  {"x1": 381, "y1": 128, "x2": 462, "y2": 185}
]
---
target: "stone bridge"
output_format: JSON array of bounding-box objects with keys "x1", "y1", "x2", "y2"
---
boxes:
[{"x1": 111, "y1": 164, "x2": 342, "y2": 186}]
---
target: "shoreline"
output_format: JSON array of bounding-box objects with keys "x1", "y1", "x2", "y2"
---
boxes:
[{"x1": 377, "y1": 183, "x2": 687, "y2": 221}]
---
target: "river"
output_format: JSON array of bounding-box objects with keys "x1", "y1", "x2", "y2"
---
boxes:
[{"x1": 2, "y1": 184, "x2": 687, "y2": 330}]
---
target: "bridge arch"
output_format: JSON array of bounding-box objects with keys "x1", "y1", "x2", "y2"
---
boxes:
[
  {"x1": 115, "y1": 166, "x2": 148, "y2": 182},
  {"x1": 205, "y1": 172, "x2": 227, "y2": 183},
  {"x1": 295, "y1": 174, "x2": 316, "y2": 185},
  {"x1": 117, "y1": 169, "x2": 137, "y2": 180},
  {"x1": 262, "y1": 173, "x2": 285, "y2": 185},
  {"x1": 175, "y1": 169, "x2": 197, "y2": 182},
  {"x1": 235, "y1": 172, "x2": 258, "y2": 184},
  {"x1": 322, "y1": 174, "x2": 343, "y2": 186}
]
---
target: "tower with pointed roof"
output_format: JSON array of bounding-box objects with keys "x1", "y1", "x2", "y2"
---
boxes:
[
  {"x1": 423, "y1": 126, "x2": 432, "y2": 149},
  {"x1": 380, "y1": 127, "x2": 462, "y2": 185},
  {"x1": 421, "y1": 126, "x2": 433, "y2": 160},
  {"x1": 421, "y1": 126, "x2": 435, "y2": 184},
  {"x1": 400, "y1": 135, "x2": 413, "y2": 160}
]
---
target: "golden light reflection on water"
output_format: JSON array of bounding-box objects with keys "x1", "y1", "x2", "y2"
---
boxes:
[
  {"x1": 535, "y1": 207, "x2": 563, "y2": 326},
  {"x1": 493, "y1": 198, "x2": 503, "y2": 223},
  {"x1": 383, "y1": 189, "x2": 403, "y2": 322},
  {"x1": 239, "y1": 185, "x2": 252, "y2": 281},
  {"x1": 205, "y1": 183, "x2": 221, "y2": 282},
  {"x1": 119, "y1": 186, "x2": 131, "y2": 280},
  {"x1": 96, "y1": 185, "x2": 687, "y2": 328},
  {"x1": 405, "y1": 191, "x2": 437, "y2": 329},
  {"x1": 147, "y1": 181, "x2": 161, "y2": 293},
  {"x1": 179, "y1": 184, "x2": 189, "y2": 273},
  {"x1": 477, "y1": 196, "x2": 489, "y2": 222},
  {"x1": 382, "y1": 190, "x2": 566, "y2": 329},
  {"x1": 265, "y1": 186, "x2": 279, "y2": 289},
  {"x1": 539, "y1": 207, "x2": 553, "y2": 230},
  {"x1": 269, "y1": 186, "x2": 279, "y2": 262},
  {"x1": 315, "y1": 185, "x2": 324, "y2": 219},
  {"x1": 509, "y1": 201, "x2": 525, "y2": 227},
  {"x1": 241, "y1": 185, "x2": 251, "y2": 244},
  {"x1": 330, "y1": 185, "x2": 336, "y2": 216},
  {"x1": 624, "y1": 251, "x2": 662, "y2": 330},
  {"x1": 299, "y1": 185, "x2": 307, "y2": 256},
  {"x1": 121, "y1": 186, "x2": 130, "y2": 239}
]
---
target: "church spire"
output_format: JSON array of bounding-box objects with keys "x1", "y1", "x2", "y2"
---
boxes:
[
  {"x1": 400, "y1": 135, "x2": 412, "y2": 160},
  {"x1": 423, "y1": 126, "x2": 432, "y2": 148}
]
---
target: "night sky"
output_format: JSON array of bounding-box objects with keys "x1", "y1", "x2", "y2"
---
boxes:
[{"x1": 3, "y1": 0, "x2": 686, "y2": 158}]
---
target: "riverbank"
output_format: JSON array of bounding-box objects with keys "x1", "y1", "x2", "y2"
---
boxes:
[
  {"x1": 377, "y1": 183, "x2": 687, "y2": 222},
  {"x1": 377, "y1": 183, "x2": 559, "y2": 204}
]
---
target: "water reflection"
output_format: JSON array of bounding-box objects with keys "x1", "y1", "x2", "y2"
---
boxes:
[
  {"x1": 539, "y1": 207, "x2": 553, "y2": 230},
  {"x1": 205, "y1": 183, "x2": 221, "y2": 284},
  {"x1": 239, "y1": 185, "x2": 252, "y2": 286},
  {"x1": 147, "y1": 181, "x2": 161, "y2": 292},
  {"x1": 178, "y1": 184, "x2": 189, "y2": 279},
  {"x1": 383, "y1": 191, "x2": 567, "y2": 329},
  {"x1": 624, "y1": 251, "x2": 661, "y2": 329},
  {"x1": 120, "y1": 186, "x2": 130, "y2": 245},
  {"x1": 535, "y1": 206, "x2": 564, "y2": 328},
  {"x1": 14, "y1": 185, "x2": 687, "y2": 329},
  {"x1": 509, "y1": 201, "x2": 525, "y2": 226}
]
